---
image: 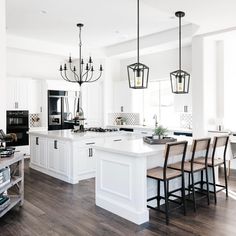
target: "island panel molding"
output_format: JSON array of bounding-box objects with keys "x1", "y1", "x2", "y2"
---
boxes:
[
  {"x1": 96, "y1": 149, "x2": 149, "y2": 225},
  {"x1": 100, "y1": 158, "x2": 132, "y2": 200}
]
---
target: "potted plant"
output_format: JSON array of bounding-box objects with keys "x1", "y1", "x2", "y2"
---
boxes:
[{"x1": 153, "y1": 125, "x2": 168, "y2": 139}]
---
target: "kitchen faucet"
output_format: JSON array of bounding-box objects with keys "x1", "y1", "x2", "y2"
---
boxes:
[{"x1": 153, "y1": 114, "x2": 158, "y2": 128}]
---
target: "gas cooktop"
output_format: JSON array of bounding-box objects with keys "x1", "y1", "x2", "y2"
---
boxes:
[{"x1": 73, "y1": 127, "x2": 118, "y2": 133}]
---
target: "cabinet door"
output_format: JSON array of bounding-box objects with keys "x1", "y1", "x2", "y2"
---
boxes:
[
  {"x1": 30, "y1": 136, "x2": 47, "y2": 167},
  {"x1": 82, "y1": 82, "x2": 103, "y2": 127},
  {"x1": 6, "y1": 77, "x2": 29, "y2": 110},
  {"x1": 30, "y1": 136, "x2": 39, "y2": 165},
  {"x1": 6, "y1": 78, "x2": 17, "y2": 110},
  {"x1": 29, "y1": 79, "x2": 43, "y2": 113},
  {"x1": 17, "y1": 79, "x2": 29, "y2": 110},
  {"x1": 48, "y1": 139, "x2": 69, "y2": 176},
  {"x1": 77, "y1": 147, "x2": 96, "y2": 174},
  {"x1": 38, "y1": 137, "x2": 47, "y2": 167}
]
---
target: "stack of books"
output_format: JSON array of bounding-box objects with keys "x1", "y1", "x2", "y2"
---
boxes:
[
  {"x1": 0, "y1": 167, "x2": 10, "y2": 189},
  {"x1": 0, "y1": 195, "x2": 10, "y2": 211}
]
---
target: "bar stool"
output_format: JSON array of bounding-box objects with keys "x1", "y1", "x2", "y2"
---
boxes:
[
  {"x1": 168, "y1": 138, "x2": 211, "y2": 211},
  {"x1": 194, "y1": 136, "x2": 229, "y2": 204},
  {"x1": 147, "y1": 141, "x2": 188, "y2": 225}
]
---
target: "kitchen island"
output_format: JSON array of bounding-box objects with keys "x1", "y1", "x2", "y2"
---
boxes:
[
  {"x1": 29, "y1": 129, "x2": 137, "y2": 184},
  {"x1": 94, "y1": 137, "x2": 210, "y2": 225}
]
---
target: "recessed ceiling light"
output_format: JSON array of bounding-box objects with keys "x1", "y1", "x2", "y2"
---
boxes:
[{"x1": 40, "y1": 10, "x2": 47, "y2": 14}]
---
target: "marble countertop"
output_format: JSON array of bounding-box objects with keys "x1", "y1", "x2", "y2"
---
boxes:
[
  {"x1": 94, "y1": 136, "x2": 193, "y2": 157},
  {"x1": 28, "y1": 129, "x2": 133, "y2": 141},
  {"x1": 107, "y1": 125, "x2": 193, "y2": 133}
]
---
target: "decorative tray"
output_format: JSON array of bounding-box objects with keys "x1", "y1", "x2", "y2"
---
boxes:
[
  {"x1": 143, "y1": 136, "x2": 177, "y2": 145},
  {"x1": 0, "y1": 148, "x2": 15, "y2": 157}
]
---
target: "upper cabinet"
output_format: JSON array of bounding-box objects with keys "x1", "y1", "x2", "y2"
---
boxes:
[
  {"x1": 6, "y1": 77, "x2": 29, "y2": 110},
  {"x1": 29, "y1": 79, "x2": 43, "y2": 114},
  {"x1": 6, "y1": 77, "x2": 43, "y2": 114},
  {"x1": 82, "y1": 81, "x2": 103, "y2": 127}
]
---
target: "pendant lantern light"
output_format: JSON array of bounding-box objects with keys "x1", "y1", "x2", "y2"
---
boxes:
[
  {"x1": 127, "y1": 0, "x2": 149, "y2": 89},
  {"x1": 170, "y1": 11, "x2": 190, "y2": 94}
]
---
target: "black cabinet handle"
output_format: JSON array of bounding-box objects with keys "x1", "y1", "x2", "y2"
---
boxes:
[
  {"x1": 15, "y1": 102, "x2": 19, "y2": 109},
  {"x1": 36, "y1": 137, "x2": 39, "y2": 145},
  {"x1": 54, "y1": 140, "x2": 58, "y2": 149},
  {"x1": 86, "y1": 142, "x2": 95, "y2": 145},
  {"x1": 88, "y1": 148, "x2": 93, "y2": 157},
  {"x1": 141, "y1": 132, "x2": 148, "y2": 134},
  {"x1": 113, "y1": 139, "x2": 122, "y2": 142}
]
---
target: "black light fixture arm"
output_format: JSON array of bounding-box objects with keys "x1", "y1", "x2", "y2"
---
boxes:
[{"x1": 59, "y1": 23, "x2": 103, "y2": 86}]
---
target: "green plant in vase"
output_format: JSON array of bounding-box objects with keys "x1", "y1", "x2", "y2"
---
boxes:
[{"x1": 154, "y1": 125, "x2": 168, "y2": 139}]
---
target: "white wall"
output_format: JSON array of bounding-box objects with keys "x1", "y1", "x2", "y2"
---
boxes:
[
  {"x1": 7, "y1": 48, "x2": 66, "y2": 80},
  {"x1": 224, "y1": 39, "x2": 236, "y2": 131},
  {"x1": 0, "y1": 0, "x2": 6, "y2": 130}
]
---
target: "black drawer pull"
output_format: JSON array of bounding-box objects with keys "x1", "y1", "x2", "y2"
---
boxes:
[
  {"x1": 54, "y1": 140, "x2": 58, "y2": 149},
  {"x1": 88, "y1": 148, "x2": 93, "y2": 157},
  {"x1": 86, "y1": 142, "x2": 95, "y2": 145},
  {"x1": 36, "y1": 137, "x2": 39, "y2": 145},
  {"x1": 113, "y1": 139, "x2": 122, "y2": 142}
]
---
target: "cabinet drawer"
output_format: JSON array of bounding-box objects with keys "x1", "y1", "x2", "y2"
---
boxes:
[{"x1": 75, "y1": 138, "x2": 104, "y2": 148}]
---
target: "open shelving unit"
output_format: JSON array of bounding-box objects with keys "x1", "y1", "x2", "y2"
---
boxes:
[{"x1": 0, "y1": 153, "x2": 24, "y2": 217}]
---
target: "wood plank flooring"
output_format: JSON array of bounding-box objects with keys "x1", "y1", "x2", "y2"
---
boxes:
[{"x1": 1, "y1": 160, "x2": 236, "y2": 236}]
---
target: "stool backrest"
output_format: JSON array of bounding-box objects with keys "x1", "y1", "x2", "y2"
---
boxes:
[
  {"x1": 211, "y1": 135, "x2": 229, "y2": 164},
  {"x1": 163, "y1": 141, "x2": 188, "y2": 179},
  {"x1": 190, "y1": 138, "x2": 211, "y2": 169}
]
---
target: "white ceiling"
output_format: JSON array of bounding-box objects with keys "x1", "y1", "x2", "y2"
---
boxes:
[
  {"x1": 6, "y1": 0, "x2": 179, "y2": 49},
  {"x1": 6, "y1": 0, "x2": 236, "y2": 50}
]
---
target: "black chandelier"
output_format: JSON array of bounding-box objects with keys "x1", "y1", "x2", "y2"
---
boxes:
[
  {"x1": 127, "y1": 0, "x2": 149, "y2": 89},
  {"x1": 170, "y1": 11, "x2": 190, "y2": 94},
  {"x1": 59, "y1": 23, "x2": 103, "y2": 86}
]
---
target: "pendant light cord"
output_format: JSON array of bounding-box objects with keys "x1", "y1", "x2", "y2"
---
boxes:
[
  {"x1": 179, "y1": 15, "x2": 181, "y2": 71},
  {"x1": 79, "y1": 26, "x2": 82, "y2": 83},
  {"x1": 137, "y1": 0, "x2": 139, "y2": 65}
]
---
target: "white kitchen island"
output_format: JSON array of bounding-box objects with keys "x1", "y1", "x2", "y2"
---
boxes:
[
  {"x1": 94, "y1": 137, "x2": 206, "y2": 225},
  {"x1": 29, "y1": 129, "x2": 137, "y2": 184}
]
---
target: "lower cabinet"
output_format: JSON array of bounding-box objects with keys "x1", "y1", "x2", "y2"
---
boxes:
[
  {"x1": 30, "y1": 135, "x2": 47, "y2": 168},
  {"x1": 47, "y1": 139, "x2": 69, "y2": 176}
]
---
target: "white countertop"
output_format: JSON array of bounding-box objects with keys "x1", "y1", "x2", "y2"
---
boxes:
[
  {"x1": 94, "y1": 136, "x2": 193, "y2": 157},
  {"x1": 107, "y1": 125, "x2": 192, "y2": 133},
  {"x1": 28, "y1": 129, "x2": 132, "y2": 141}
]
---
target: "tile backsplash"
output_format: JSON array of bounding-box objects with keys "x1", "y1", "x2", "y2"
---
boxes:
[
  {"x1": 179, "y1": 113, "x2": 192, "y2": 129},
  {"x1": 108, "y1": 113, "x2": 140, "y2": 125},
  {"x1": 29, "y1": 113, "x2": 42, "y2": 127}
]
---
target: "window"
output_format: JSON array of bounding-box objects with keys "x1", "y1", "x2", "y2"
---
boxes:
[{"x1": 142, "y1": 80, "x2": 178, "y2": 128}]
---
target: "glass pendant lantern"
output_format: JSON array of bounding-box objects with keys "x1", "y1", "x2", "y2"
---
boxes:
[
  {"x1": 170, "y1": 11, "x2": 190, "y2": 94},
  {"x1": 127, "y1": 0, "x2": 149, "y2": 89}
]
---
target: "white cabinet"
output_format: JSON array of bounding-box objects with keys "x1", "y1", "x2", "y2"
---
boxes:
[
  {"x1": 29, "y1": 79, "x2": 43, "y2": 113},
  {"x1": 82, "y1": 81, "x2": 103, "y2": 127},
  {"x1": 30, "y1": 135, "x2": 47, "y2": 168},
  {"x1": 47, "y1": 139, "x2": 69, "y2": 176},
  {"x1": 113, "y1": 80, "x2": 132, "y2": 112},
  {"x1": 76, "y1": 138, "x2": 103, "y2": 177},
  {"x1": 6, "y1": 77, "x2": 29, "y2": 110}
]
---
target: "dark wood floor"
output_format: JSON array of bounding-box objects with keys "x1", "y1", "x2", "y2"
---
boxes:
[{"x1": 1, "y1": 161, "x2": 236, "y2": 236}]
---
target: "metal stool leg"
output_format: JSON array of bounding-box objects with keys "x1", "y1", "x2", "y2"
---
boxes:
[
  {"x1": 191, "y1": 172, "x2": 196, "y2": 212},
  {"x1": 157, "y1": 179, "x2": 160, "y2": 208},
  {"x1": 212, "y1": 166, "x2": 217, "y2": 204},
  {"x1": 205, "y1": 167, "x2": 210, "y2": 205},
  {"x1": 224, "y1": 162, "x2": 228, "y2": 198},
  {"x1": 164, "y1": 180, "x2": 169, "y2": 225},
  {"x1": 182, "y1": 174, "x2": 186, "y2": 215},
  {"x1": 188, "y1": 172, "x2": 191, "y2": 197}
]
